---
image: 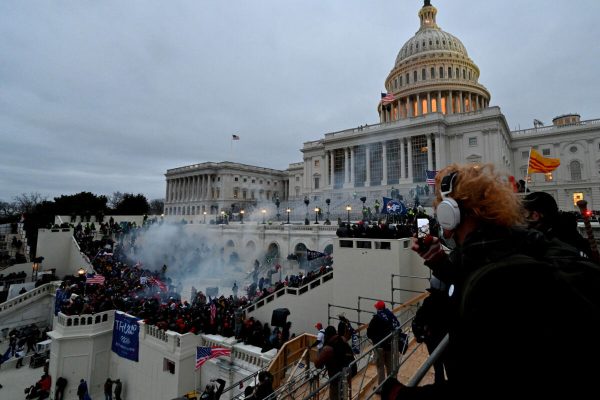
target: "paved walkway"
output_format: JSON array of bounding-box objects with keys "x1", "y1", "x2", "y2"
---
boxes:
[{"x1": 0, "y1": 355, "x2": 45, "y2": 400}]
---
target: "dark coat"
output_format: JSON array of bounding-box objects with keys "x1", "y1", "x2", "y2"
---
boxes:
[{"x1": 396, "y1": 225, "x2": 600, "y2": 399}]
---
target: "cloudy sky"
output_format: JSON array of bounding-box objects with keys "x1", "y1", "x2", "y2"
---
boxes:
[{"x1": 1, "y1": 0, "x2": 599, "y2": 202}]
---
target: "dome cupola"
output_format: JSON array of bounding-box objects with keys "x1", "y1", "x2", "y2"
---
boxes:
[{"x1": 379, "y1": 1, "x2": 491, "y2": 122}]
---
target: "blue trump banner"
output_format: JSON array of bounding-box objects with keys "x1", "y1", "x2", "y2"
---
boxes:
[
  {"x1": 382, "y1": 197, "x2": 407, "y2": 215},
  {"x1": 112, "y1": 311, "x2": 140, "y2": 362}
]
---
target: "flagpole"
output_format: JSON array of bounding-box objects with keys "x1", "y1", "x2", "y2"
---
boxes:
[{"x1": 524, "y1": 147, "x2": 532, "y2": 193}]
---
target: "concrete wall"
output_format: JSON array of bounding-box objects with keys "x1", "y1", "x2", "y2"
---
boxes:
[
  {"x1": 245, "y1": 273, "x2": 333, "y2": 335},
  {"x1": 47, "y1": 310, "x2": 274, "y2": 400},
  {"x1": 332, "y1": 237, "x2": 429, "y2": 326},
  {"x1": 36, "y1": 229, "x2": 91, "y2": 278},
  {"x1": 0, "y1": 282, "x2": 58, "y2": 334}
]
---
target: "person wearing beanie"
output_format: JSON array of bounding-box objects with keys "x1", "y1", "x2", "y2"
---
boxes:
[
  {"x1": 523, "y1": 191, "x2": 592, "y2": 258},
  {"x1": 367, "y1": 301, "x2": 400, "y2": 389}
]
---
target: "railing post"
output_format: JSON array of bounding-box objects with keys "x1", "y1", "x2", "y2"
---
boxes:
[
  {"x1": 390, "y1": 329, "x2": 400, "y2": 376},
  {"x1": 339, "y1": 368, "x2": 349, "y2": 400}
]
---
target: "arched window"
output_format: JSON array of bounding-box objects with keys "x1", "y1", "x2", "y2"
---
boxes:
[
  {"x1": 570, "y1": 160, "x2": 582, "y2": 181},
  {"x1": 456, "y1": 68, "x2": 459, "y2": 79},
  {"x1": 448, "y1": 67, "x2": 452, "y2": 78},
  {"x1": 421, "y1": 68, "x2": 426, "y2": 80},
  {"x1": 439, "y1": 67, "x2": 444, "y2": 78},
  {"x1": 463, "y1": 69, "x2": 466, "y2": 79},
  {"x1": 430, "y1": 67, "x2": 435, "y2": 79},
  {"x1": 413, "y1": 70, "x2": 418, "y2": 82}
]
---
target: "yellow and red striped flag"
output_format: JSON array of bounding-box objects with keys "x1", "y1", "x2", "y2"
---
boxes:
[{"x1": 528, "y1": 148, "x2": 560, "y2": 174}]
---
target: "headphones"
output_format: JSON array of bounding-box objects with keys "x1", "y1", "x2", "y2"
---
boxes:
[{"x1": 436, "y1": 172, "x2": 461, "y2": 231}]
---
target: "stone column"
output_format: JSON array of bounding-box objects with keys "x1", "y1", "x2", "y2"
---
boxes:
[
  {"x1": 437, "y1": 91, "x2": 442, "y2": 113},
  {"x1": 459, "y1": 91, "x2": 463, "y2": 113},
  {"x1": 448, "y1": 90, "x2": 453, "y2": 114},
  {"x1": 330, "y1": 149, "x2": 335, "y2": 188},
  {"x1": 407, "y1": 137, "x2": 413, "y2": 182},
  {"x1": 207, "y1": 175, "x2": 212, "y2": 201},
  {"x1": 165, "y1": 180, "x2": 170, "y2": 203},
  {"x1": 382, "y1": 141, "x2": 388, "y2": 186},
  {"x1": 365, "y1": 145, "x2": 371, "y2": 187},
  {"x1": 427, "y1": 92, "x2": 432, "y2": 114},
  {"x1": 344, "y1": 147, "x2": 350, "y2": 187},
  {"x1": 435, "y1": 133, "x2": 441, "y2": 170},
  {"x1": 417, "y1": 93, "x2": 421, "y2": 116},
  {"x1": 350, "y1": 147, "x2": 355, "y2": 186},
  {"x1": 427, "y1": 135, "x2": 433, "y2": 170},
  {"x1": 400, "y1": 139, "x2": 405, "y2": 180}
]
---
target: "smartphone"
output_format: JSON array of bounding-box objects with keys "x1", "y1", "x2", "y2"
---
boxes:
[{"x1": 417, "y1": 218, "x2": 431, "y2": 251}]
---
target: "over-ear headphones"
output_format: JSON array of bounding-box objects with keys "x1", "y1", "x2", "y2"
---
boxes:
[{"x1": 436, "y1": 172, "x2": 461, "y2": 230}]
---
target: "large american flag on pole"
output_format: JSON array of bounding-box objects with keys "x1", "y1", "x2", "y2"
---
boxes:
[
  {"x1": 85, "y1": 274, "x2": 106, "y2": 285},
  {"x1": 196, "y1": 346, "x2": 231, "y2": 370}
]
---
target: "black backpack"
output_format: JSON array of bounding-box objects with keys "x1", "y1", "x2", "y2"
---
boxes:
[{"x1": 458, "y1": 250, "x2": 600, "y2": 390}]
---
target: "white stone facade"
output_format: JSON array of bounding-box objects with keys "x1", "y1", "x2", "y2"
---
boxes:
[
  {"x1": 164, "y1": 162, "x2": 289, "y2": 217},
  {"x1": 164, "y1": 1, "x2": 600, "y2": 215}
]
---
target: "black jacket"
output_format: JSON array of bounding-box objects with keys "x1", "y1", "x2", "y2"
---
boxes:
[{"x1": 397, "y1": 225, "x2": 600, "y2": 399}]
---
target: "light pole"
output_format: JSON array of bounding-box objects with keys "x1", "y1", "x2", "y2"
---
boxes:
[
  {"x1": 261, "y1": 209, "x2": 266, "y2": 224},
  {"x1": 325, "y1": 198, "x2": 331, "y2": 225},
  {"x1": 286, "y1": 208, "x2": 291, "y2": 224},
  {"x1": 314, "y1": 207, "x2": 319, "y2": 224},
  {"x1": 32, "y1": 260, "x2": 40, "y2": 282},
  {"x1": 203, "y1": 211, "x2": 207, "y2": 224},
  {"x1": 346, "y1": 205, "x2": 352, "y2": 224},
  {"x1": 220, "y1": 210, "x2": 225, "y2": 224},
  {"x1": 275, "y1": 197, "x2": 281, "y2": 221},
  {"x1": 240, "y1": 209, "x2": 245, "y2": 224}
]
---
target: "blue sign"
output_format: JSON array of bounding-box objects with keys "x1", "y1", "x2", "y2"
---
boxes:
[
  {"x1": 382, "y1": 197, "x2": 407, "y2": 215},
  {"x1": 112, "y1": 312, "x2": 140, "y2": 362}
]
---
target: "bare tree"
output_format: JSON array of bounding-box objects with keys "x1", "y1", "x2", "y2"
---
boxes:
[
  {"x1": 149, "y1": 198, "x2": 165, "y2": 215},
  {"x1": 13, "y1": 192, "x2": 46, "y2": 214},
  {"x1": 108, "y1": 191, "x2": 124, "y2": 209},
  {"x1": 0, "y1": 200, "x2": 18, "y2": 218}
]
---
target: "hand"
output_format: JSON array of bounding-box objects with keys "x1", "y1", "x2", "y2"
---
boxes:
[{"x1": 411, "y1": 236, "x2": 447, "y2": 264}]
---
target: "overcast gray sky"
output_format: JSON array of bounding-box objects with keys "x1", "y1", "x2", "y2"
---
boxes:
[{"x1": 1, "y1": 0, "x2": 599, "y2": 202}]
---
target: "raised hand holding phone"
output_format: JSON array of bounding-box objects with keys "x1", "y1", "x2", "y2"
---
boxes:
[{"x1": 417, "y1": 218, "x2": 433, "y2": 251}]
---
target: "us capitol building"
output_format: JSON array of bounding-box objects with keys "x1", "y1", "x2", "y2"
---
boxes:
[{"x1": 164, "y1": 1, "x2": 600, "y2": 218}]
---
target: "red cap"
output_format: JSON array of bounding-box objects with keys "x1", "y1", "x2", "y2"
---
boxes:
[
  {"x1": 374, "y1": 300, "x2": 386, "y2": 310},
  {"x1": 315, "y1": 322, "x2": 323, "y2": 329}
]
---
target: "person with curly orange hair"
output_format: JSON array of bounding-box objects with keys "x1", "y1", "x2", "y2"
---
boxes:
[{"x1": 379, "y1": 163, "x2": 599, "y2": 399}]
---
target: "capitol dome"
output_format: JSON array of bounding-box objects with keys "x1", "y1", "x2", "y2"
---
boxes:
[{"x1": 379, "y1": 1, "x2": 490, "y2": 122}]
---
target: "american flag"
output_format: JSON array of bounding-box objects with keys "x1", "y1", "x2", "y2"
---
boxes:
[
  {"x1": 196, "y1": 346, "x2": 231, "y2": 369},
  {"x1": 85, "y1": 274, "x2": 106, "y2": 285},
  {"x1": 148, "y1": 277, "x2": 167, "y2": 292},
  {"x1": 426, "y1": 170, "x2": 437, "y2": 186},
  {"x1": 381, "y1": 92, "x2": 395, "y2": 104},
  {"x1": 232, "y1": 134, "x2": 240, "y2": 140}
]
